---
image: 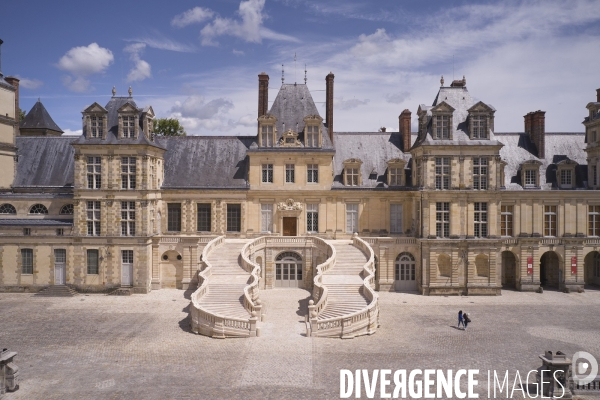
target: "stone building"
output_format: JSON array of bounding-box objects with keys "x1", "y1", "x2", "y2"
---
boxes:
[{"x1": 1, "y1": 56, "x2": 600, "y2": 298}]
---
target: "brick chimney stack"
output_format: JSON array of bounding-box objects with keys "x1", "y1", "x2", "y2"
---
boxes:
[
  {"x1": 399, "y1": 109, "x2": 412, "y2": 152},
  {"x1": 325, "y1": 72, "x2": 334, "y2": 144},
  {"x1": 596, "y1": 88, "x2": 600, "y2": 102},
  {"x1": 5, "y1": 76, "x2": 20, "y2": 124},
  {"x1": 258, "y1": 72, "x2": 269, "y2": 118},
  {"x1": 524, "y1": 110, "x2": 546, "y2": 159}
]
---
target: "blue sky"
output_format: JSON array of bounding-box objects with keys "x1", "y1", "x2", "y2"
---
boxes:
[{"x1": 1, "y1": 0, "x2": 599, "y2": 135}]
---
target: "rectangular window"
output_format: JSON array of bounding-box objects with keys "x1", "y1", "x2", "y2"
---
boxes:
[
  {"x1": 435, "y1": 115, "x2": 450, "y2": 139},
  {"x1": 21, "y1": 248, "x2": 33, "y2": 274},
  {"x1": 544, "y1": 205, "x2": 557, "y2": 237},
  {"x1": 436, "y1": 202, "x2": 450, "y2": 238},
  {"x1": 390, "y1": 204, "x2": 403, "y2": 234},
  {"x1": 473, "y1": 157, "x2": 488, "y2": 190},
  {"x1": 471, "y1": 115, "x2": 487, "y2": 139},
  {"x1": 346, "y1": 168, "x2": 359, "y2": 186},
  {"x1": 87, "y1": 249, "x2": 99, "y2": 275},
  {"x1": 307, "y1": 164, "x2": 319, "y2": 183},
  {"x1": 197, "y1": 203, "x2": 211, "y2": 232},
  {"x1": 23, "y1": 228, "x2": 31, "y2": 236},
  {"x1": 307, "y1": 204, "x2": 319, "y2": 233},
  {"x1": 260, "y1": 204, "x2": 273, "y2": 233},
  {"x1": 435, "y1": 157, "x2": 450, "y2": 190},
  {"x1": 346, "y1": 204, "x2": 358, "y2": 233},
  {"x1": 593, "y1": 166, "x2": 598, "y2": 187},
  {"x1": 474, "y1": 202, "x2": 488, "y2": 238},
  {"x1": 167, "y1": 203, "x2": 181, "y2": 232},
  {"x1": 560, "y1": 169, "x2": 572, "y2": 186},
  {"x1": 589, "y1": 205, "x2": 600, "y2": 237},
  {"x1": 87, "y1": 156, "x2": 102, "y2": 189},
  {"x1": 501, "y1": 205, "x2": 513, "y2": 237},
  {"x1": 227, "y1": 204, "x2": 241, "y2": 232},
  {"x1": 389, "y1": 167, "x2": 402, "y2": 186},
  {"x1": 56, "y1": 228, "x2": 64, "y2": 236},
  {"x1": 91, "y1": 116, "x2": 103, "y2": 138},
  {"x1": 122, "y1": 116, "x2": 135, "y2": 138},
  {"x1": 262, "y1": 164, "x2": 273, "y2": 183},
  {"x1": 86, "y1": 201, "x2": 101, "y2": 236},
  {"x1": 121, "y1": 201, "x2": 136, "y2": 236},
  {"x1": 285, "y1": 164, "x2": 295, "y2": 183},
  {"x1": 261, "y1": 125, "x2": 273, "y2": 147},
  {"x1": 525, "y1": 169, "x2": 537, "y2": 186},
  {"x1": 121, "y1": 157, "x2": 137, "y2": 189},
  {"x1": 122, "y1": 250, "x2": 133, "y2": 264},
  {"x1": 306, "y1": 125, "x2": 318, "y2": 147}
]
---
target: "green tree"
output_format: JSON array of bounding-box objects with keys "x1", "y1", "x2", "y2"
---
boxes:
[
  {"x1": 19, "y1": 108, "x2": 26, "y2": 121},
  {"x1": 152, "y1": 118, "x2": 187, "y2": 136}
]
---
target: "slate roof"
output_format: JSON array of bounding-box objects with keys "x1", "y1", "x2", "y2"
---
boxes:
[
  {"x1": 0, "y1": 76, "x2": 15, "y2": 91},
  {"x1": 156, "y1": 136, "x2": 254, "y2": 189},
  {"x1": 0, "y1": 219, "x2": 73, "y2": 226},
  {"x1": 20, "y1": 100, "x2": 63, "y2": 133},
  {"x1": 266, "y1": 84, "x2": 334, "y2": 149},
  {"x1": 13, "y1": 137, "x2": 76, "y2": 188}
]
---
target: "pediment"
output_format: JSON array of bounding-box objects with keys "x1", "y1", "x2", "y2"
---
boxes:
[
  {"x1": 82, "y1": 102, "x2": 107, "y2": 113},
  {"x1": 431, "y1": 101, "x2": 455, "y2": 113},
  {"x1": 304, "y1": 114, "x2": 323, "y2": 123},
  {"x1": 468, "y1": 101, "x2": 495, "y2": 113},
  {"x1": 142, "y1": 106, "x2": 155, "y2": 118},
  {"x1": 521, "y1": 159, "x2": 543, "y2": 167},
  {"x1": 118, "y1": 102, "x2": 138, "y2": 113},
  {"x1": 343, "y1": 158, "x2": 363, "y2": 165},
  {"x1": 417, "y1": 104, "x2": 431, "y2": 115},
  {"x1": 556, "y1": 158, "x2": 578, "y2": 166},
  {"x1": 387, "y1": 158, "x2": 407, "y2": 166},
  {"x1": 258, "y1": 114, "x2": 277, "y2": 123}
]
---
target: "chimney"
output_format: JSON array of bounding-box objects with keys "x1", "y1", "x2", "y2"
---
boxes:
[
  {"x1": 399, "y1": 109, "x2": 412, "y2": 152},
  {"x1": 5, "y1": 76, "x2": 20, "y2": 124},
  {"x1": 258, "y1": 72, "x2": 269, "y2": 118},
  {"x1": 0, "y1": 38, "x2": 3, "y2": 77},
  {"x1": 325, "y1": 72, "x2": 334, "y2": 144},
  {"x1": 524, "y1": 110, "x2": 545, "y2": 158},
  {"x1": 596, "y1": 88, "x2": 600, "y2": 103}
]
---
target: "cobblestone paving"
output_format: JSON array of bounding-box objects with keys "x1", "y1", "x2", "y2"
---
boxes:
[{"x1": 1, "y1": 288, "x2": 599, "y2": 399}]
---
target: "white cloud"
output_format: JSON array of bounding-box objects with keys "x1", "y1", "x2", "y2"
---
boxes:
[
  {"x1": 172, "y1": 95, "x2": 234, "y2": 119},
  {"x1": 61, "y1": 76, "x2": 92, "y2": 93},
  {"x1": 15, "y1": 76, "x2": 43, "y2": 90},
  {"x1": 200, "y1": 0, "x2": 299, "y2": 46},
  {"x1": 57, "y1": 43, "x2": 114, "y2": 75},
  {"x1": 125, "y1": 35, "x2": 196, "y2": 53},
  {"x1": 384, "y1": 92, "x2": 410, "y2": 104},
  {"x1": 232, "y1": 49, "x2": 245, "y2": 56},
  {"x1": 124, "y1": 43, "x2": 152, "y2": 82},
  {"x1": 237, "y1": 114, "x2": 256, "y2": 127},
  {"x1": 337, "y1": 97, "x2": 370, "y2": 110},
  {"x1": 171, "y1": 7, "x2": 215, "y2": 28},
  {"x1": 62, "y1": 128, "x2": 83, "y2": 136}
]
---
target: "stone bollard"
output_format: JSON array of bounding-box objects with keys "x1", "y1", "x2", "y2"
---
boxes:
[
  {"x1": 0, "y1": 348, "x2": 19, "y2": 393},
  {"x1": 537, "y1": 351, "x2": 573, "y2": 399}
]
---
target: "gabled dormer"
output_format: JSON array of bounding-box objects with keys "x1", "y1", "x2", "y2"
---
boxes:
[
  {"x1": 82, "y1": 102, "x2": 108, "y2": 139},
  {"x1": 556, "y1": 159, "x2": 578, "y2": 189},
  {"x1": 118, "y1": 102, "x2": 139, "y2": 139},
  {"x1": 258, "y1": 114, "x2": 277, "y2": 147},
  {"x1": 343, "y1": 158, "x2": 362, "y2": 186},
  {"x1": 430, "y1": 101, "x2": 455, "y2": 139},
  {"x1": 467, "y1": 101, "x2": 495, "y2": 139},
  {"x1": 520, "y1": 159, "x2": 542, "y2": 188},
  {"x1": 141, "y1": 106, "x2": 155, "y2": 139},
  {"x1": 303, "y1": 115, "x2": 322, "y2": 148},
  {"x1": 387, "y1": 158, "x2": 407, "y2": 186},
  {"x1": 279, "y1": 129, "x2": 301, "y2": 147}
]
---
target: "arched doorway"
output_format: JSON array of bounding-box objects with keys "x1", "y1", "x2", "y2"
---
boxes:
[
  {"x1": 501, "y1": 251, "x2": 517, "y2": 288},
  {"x1": 584, "y1": 251, "x2": 600, "y2": 288},
  {"x1": 160, "y1": 250, "x2": 183, "y2": 289},
  {"x1": 540, "y1": 251, "x2": 560, "y2": 289},
  {"x1": 275, "y1": 251, "x2": 303, "y2": 288},
  {"x1": 395, "y1": 252, "x2": 416, "y2": 292}
]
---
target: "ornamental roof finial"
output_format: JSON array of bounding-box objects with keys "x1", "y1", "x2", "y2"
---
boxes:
[
  {"x1": 440, "y1": 75, "x2": 444, "y2": 86},
  {"x1": 112, "y1": 86, "x2": 116, "y2": 96},
  {"x1": 128, "y1": 86, "x2": 132, "y2": 97}
]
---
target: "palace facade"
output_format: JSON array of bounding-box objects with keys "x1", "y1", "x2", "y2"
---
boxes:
[{"x1": 1, "y1": 62, "x2": 600, "y2": 297}]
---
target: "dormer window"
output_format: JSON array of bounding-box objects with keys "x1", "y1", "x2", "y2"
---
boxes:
[
  {"x1": 520, "y1": 160, "x2": 541, "y2": 188},
  {"x1": 82, "y1": 102, "x2": 108, "y2": 140},
  {"x1": 91, "y1": 116, "x2": 103, "y2": 138},
  {"x1": 387, "y1": 158, "x2": 407, "y2": 186},
  {"x1": 279, "y1": 129, "x2": 301, "y2": 147},
  {"x1": 471, "y1": 115, "x2": 487, "y2": 139},
  {"x1": 431, "y1": 101, "x2": 454, "y2": 140},
  {"x1": 123, "y1": 116, "x2": 135, "y2": 138},
  {"x1": 556, "y1": 159, "x2": 578, "y2": 189},
  {"x1": 117, "y1": 102, "x2": 139, "y2": 139},
  {"x1": 258, "y1": 115, "x2": 277, "y2": 147},
  {"x1": 303, "y1": 115, "x2": 323, "y2": 148},
  {"x1": 467, "y1": 101, "x2": 495, "y2": 140},
  {"x1": 343, "y1": 159, "x2": 362, "y2": 186}
]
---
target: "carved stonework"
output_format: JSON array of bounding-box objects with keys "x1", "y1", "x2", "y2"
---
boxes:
[
  {"x1": 279, "y1": 129, "x2": 301, "y2": 147},
  {"x1": 277, "y1": 198, "x2": 303, "y2": 212}
]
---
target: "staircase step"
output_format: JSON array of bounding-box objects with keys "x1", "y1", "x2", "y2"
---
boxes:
[{"x1": 35, "y1": 285, "x2": 78, "y2": 297}]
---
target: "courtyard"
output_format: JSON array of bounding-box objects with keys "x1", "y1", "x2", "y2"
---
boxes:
[{"x1": 1, "y1": 288, "x2": 599, "y2": 399}]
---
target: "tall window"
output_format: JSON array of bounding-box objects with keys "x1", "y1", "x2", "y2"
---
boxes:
[
  {"x1": 346, "y1": 168, "x2": 359, "y2": 186},
  {"x1": 227, "y1": 204, "x2": 241, "y2": 232},
  {"x1": 121, "y1": 201, "x2": 135, "y2": 236},
  {"x1": 560, "y1": 169, "x2": 572, "y2": 187},
  {"x1": 501, "y1": 205, "x2": 513, "y2": 237},
  {"x1": 122, "y1": 250, "x2": 133, "y2": 266},
  {"x1": 390, "y1": 204, "x2": 403, "y2": 234},
  {"x1": 474, "y1": 202, "x2": 488, "y2": 238},
  {"x1": 589, "y1": 205, "x2": 600, "y2": 236},
  {"x1": 435, "y1": 115, "x2": 450, "y2": 139},
  {"x1": 436, "y1": 202, "x2": 450, "y2": 238},
  {"x1": 197, "y1": 203, "x2": 211, "y2": 232},
  {"x1": 167, "y1": 203, "x2": 181, "y2": 232},
  {"x1": 473, "y1": 158, "x2": 488, "y2": 190},
  {"x1": 261, "y1": 204, "x2": 273, "y2": 232},
  {"x1": 435, "y1": 157, "x2": 450, "y2": 190},
  {"x1": 87, "y1": 249, "x2": 99, "y2": 275},
  {"x1": 307, "y1": 204, "x2": 318, "y2": 233},
  {"x1": 261, "y1": 125, "x2": 274, "y2": 147},
  {"x1": 122, "y1": 116, "x2": 135, "y2": 138},
  {"x1": 525, "y1": 169, "x2": 537, "y2": 187},
  {"x1": 389, "y1": 167, "x2": 402, "y2": 186},
  {"x1": 544, "y1": 205, "x2": 557, "y2": 237},
  {"x1": 21, "y1": 249, "x2": 33, "y2": 274},
  {"x1": 471, "y1": 115, "x2": 487, "y2": 139},
  {"x1": 262, "y1": 164, "x2": 273, "y2": 183},
  {"x1": 306, "y1": 125, "x2": 318, "y2": 147},
  {"x1": 346, "y1": 204, "x2": 358, "y2": 233},
  {"x1": 285, "y1": 164, "x2": 295, "y2": 183},
  {"x1": 87, "y1": 201, "x2": 101, "y2": 236},
  {"x1": 87, "y1": 157, "x2": 102, "y2": 189},
  {"x1": 91, "y1": 116, "x2": 103, "y2": 138},
  {"x1": 121, "y1": 157, "x2": 137, "y2": 189},
  {"x1": 307, "y1": 164, "x2": 318, "y2": 183}
]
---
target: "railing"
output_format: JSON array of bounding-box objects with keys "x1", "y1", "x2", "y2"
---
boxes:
[
  {"x1": 308, "y1": 238, "x2": 336, "y2": 319},
  {"x1": 240, "y1": 238, "x2": 266, "y2": 319},
  {"x1": 160, "y1": 237, "x2": 181, "y2": 243},
  {"x1": 363, "y1": 237, "x2": 417, "y2": 245},
  {"x1": 308, "y1": 235, "x2": 379, "y2": 338},
  {"x1": 541, "y1": 238, "x2": 562, "y2": 246},
  {"x1": 584, "y1": 238, "x2": 600, "y2": 246}
]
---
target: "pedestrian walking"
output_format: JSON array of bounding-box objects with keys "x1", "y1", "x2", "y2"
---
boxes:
[
  {"x1": 457, "y1": 310, "x2": 464, "y2": 329},
  {"x1": 463, "y1": 312, "x2": 470, "y2": 330}
]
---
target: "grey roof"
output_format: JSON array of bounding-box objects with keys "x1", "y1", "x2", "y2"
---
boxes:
[
  {"x1": 332, "y1": 132, "x2": 416, "y2": 188},
  {"x1": 156, "y1": 136, "x2": 254, "y2": 189},
  {"x1": 14, "y1": 137, "x2": 76, "y2": 188},
  {"x1": 267, "y1": 84, "x2": 334, "y2": 149},
  {"x1": 0, "y1": 219, "x2": 73, "y2": 226},
  {"x1": 497, "y1": 132, "x2": 587, "y2": 190},
  {"x1": 19, "y1": 101, "x2": 63, "y2": 133},
  {"x1": 0, "y1": 76, "x2": 16, "y2": 91}
]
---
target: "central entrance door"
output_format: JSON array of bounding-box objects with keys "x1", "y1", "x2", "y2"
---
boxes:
[
  {"x1": 395, "y1": 252, "x2": 417, "y2": 291},
  {"x1": 54, "y1": 249, "x2": 66, "y2": 285},
  {"x1": 275, "y1": 252, "x2": 303, "y2": 288},
  {"x1": 121, "y1": 250, "x2": 134, "y2": 287},
  {"x1": 282, "y1": 217, "x2": 297, "y2": 236}
]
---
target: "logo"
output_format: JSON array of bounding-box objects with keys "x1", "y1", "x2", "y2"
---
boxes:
[{"x1": 572, "y1": 351, "x2": 598, "y2": 386}]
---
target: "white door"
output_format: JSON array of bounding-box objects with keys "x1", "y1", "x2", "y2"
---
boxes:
[
  {"x1": 395, "y1": 253, "x2": 417, "y2": 291},
  {"x1": 54, "y1": 249, "x2": 66, "y2": 285},
  {"x1": 121, "y1": 250, "x2": 133, "y2": 286}
]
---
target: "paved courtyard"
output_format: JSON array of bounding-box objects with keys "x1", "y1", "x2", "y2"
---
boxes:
[{"x1": 1, "y1": 287, "x2": 599, "y2": 399}]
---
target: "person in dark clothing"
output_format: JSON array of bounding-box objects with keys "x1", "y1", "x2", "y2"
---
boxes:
[
  {"x1": 463, "y1": 312, "x2": 470, "y2": 330},
  {"x1": 458, "y1": 310, "x2": 464, "y2": 329}
]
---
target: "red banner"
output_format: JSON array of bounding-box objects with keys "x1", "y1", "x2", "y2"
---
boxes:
[
  {"x1": 571, "y1": 256, "x2": 577, "y2": 274},
  {"x1": 527, "y1": 256, "x2": 533, "y2": 275}
]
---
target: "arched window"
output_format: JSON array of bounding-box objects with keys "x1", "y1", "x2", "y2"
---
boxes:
[
  {"x1": 275, "y1": 251, "x2": 303, "y2": 287},
  {"x1": 275, "y1": 251, "x2": 302, "y2": 262},
  {"x1": 60, "y1": 204, "x2": 74, "y2": 215},
  {"x1": 395, "y1": 252, "x2": 416, "y2": 281},
  {"x1": 29, "y1": 204, "x2": 49, "y2": 214},
  {"x1": 0, "y1": 203, "x2": 16, "y2": 214}
]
